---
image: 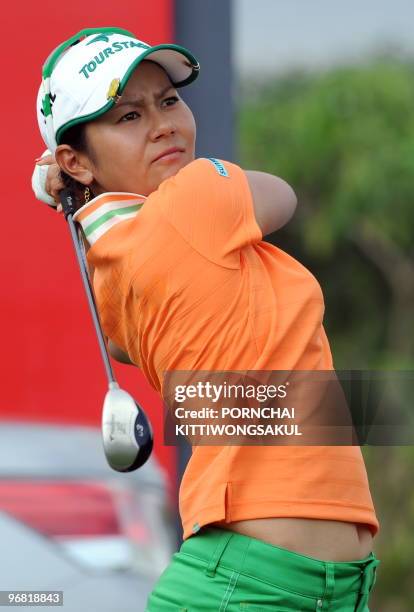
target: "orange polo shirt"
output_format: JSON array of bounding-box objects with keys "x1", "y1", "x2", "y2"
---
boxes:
[{"x1": 75, "y1": 158, "x2": 379, "y2": 540}]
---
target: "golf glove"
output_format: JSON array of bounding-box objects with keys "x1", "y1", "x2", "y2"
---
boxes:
[{"x1": 31, "y1": 149, "x2": 57, "y2": 208}]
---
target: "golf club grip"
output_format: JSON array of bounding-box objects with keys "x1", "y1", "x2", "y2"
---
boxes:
[
  {"x1": 59, "y1": 189, "x2": 116, "y2": 385},
  {"x1": 59, "y1": 188, "x2": 77, "y2": 219}
]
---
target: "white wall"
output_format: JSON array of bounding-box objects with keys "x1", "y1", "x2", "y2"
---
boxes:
[{"x1": 234, "y1": 0, "x2": 414, "y2": 75}]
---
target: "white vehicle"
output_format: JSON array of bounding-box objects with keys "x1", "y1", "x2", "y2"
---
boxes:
[{"x1": 0, "y1": 421, "x2": 176, "y2": 612}]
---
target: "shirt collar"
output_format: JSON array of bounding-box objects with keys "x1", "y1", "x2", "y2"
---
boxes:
[{"x1": 73, "y1": 192, "x2": 146, "y2": 246}]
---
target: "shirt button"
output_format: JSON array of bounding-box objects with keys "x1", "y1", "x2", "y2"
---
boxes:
[{"x1": 317, "y1": 600, "x2": 323, "y2": 607}]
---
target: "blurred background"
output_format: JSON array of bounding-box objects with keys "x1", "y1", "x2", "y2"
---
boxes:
[{"x1": 0, "y1": 0, "x2": 413, "y2": 610}]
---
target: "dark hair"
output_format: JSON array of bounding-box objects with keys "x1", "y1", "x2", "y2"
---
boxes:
[{"x1": 59, "y1": 123, "x2": 95, "y2": 205}]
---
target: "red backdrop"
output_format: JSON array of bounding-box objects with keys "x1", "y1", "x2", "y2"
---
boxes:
[{"x1": 0, "y1": 2, "x2": 175, "y2": 487}]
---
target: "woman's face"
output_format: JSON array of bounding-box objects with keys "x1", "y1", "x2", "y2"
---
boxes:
[{"x1": 81, "y1": 60, "x2": 196, "y2": 196}]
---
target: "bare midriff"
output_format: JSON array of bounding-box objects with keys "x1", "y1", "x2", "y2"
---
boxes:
[{"x1": 212, "y1": 517, "x2": 374, "y2": 562}]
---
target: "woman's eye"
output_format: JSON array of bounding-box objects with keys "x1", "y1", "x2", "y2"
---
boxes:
[
  {"x1": 163, "y1": 96, "x2": 179, "y2": 107},
  {"x1": 120, "y1": 111, "x2": 140, "y2": 122}
]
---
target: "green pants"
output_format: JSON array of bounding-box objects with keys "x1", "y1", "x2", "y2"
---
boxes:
[{"x1": 146, "y1": 526, "x2": 380, "y2": 611}]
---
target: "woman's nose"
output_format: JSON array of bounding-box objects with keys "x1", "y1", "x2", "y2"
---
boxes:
[{"x1": 150, "y1": 111, "x2": 176, "y2": 140}]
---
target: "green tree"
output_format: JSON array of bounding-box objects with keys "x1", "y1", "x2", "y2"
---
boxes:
[{"x1": 239, "y1": 60, "x2": 414, "y2": 365}]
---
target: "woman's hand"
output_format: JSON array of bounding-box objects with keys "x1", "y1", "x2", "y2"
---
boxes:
[{"x1": 32, "y1": 151, "x2": 65, "y2": 212}]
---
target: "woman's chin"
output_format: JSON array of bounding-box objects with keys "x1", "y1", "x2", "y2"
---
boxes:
[
  {"x1": 156, "y1": 158, "x2": 192, "y2": 182},
  {"x1": 128, "y1": 157, "x2": 194, "y2": 195}
]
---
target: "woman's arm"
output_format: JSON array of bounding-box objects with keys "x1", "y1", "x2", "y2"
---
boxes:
[
  {"x1": 33, "y1": 156, "x2": 297, "y2": 238},
  {"x1": 245, "y1": 171, "x2": 297, "y2": 236},
  {"x1": 107, "y1": 339, "x2": 135, "y2": 366}
]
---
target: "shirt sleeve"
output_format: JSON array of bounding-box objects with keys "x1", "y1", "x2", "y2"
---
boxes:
[{"x1": 154, "y1": 158, "x2": 263, "y2": 268}]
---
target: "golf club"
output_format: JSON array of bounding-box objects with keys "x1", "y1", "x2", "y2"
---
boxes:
[{"x1": 59, "y1": 188, "x2": 153, "y2": 472}]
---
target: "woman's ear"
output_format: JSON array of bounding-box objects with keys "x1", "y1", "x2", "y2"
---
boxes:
[{"x1": 55, "y1": 144, "x2": 94, "y2": 186}]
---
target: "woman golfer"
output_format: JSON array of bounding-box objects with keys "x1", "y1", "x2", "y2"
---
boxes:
[{"x1": 33, "y1": 27, "x2": 380, "y2": 611}]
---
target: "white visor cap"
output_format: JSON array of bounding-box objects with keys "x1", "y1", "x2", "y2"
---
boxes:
[{"x1": 37, "y1": 28, "x2": 200, "y2": 152}]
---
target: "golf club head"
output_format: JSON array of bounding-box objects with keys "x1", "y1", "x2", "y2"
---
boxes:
[{"x1": 102, "y1": 385, "x2": 153, "y2": 472}]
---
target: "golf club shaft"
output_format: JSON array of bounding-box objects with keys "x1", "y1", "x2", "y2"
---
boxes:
[{"x1": 60, "y1": 189, "x2": 117, "y2": 386}]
